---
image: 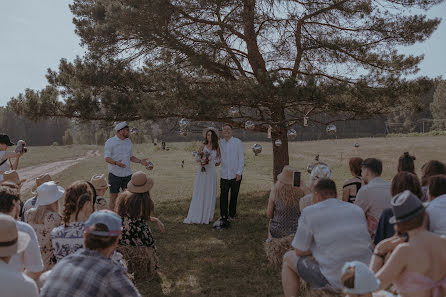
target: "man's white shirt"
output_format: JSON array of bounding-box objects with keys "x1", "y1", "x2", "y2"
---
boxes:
[
  {"x1": 104, "y1": 136, "x2": 133, "y2": 177},
  {"x1": 219, "y1": 137, "x2": 244, "y2": 180}
]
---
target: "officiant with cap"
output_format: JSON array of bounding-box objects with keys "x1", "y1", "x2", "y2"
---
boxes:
[{"x1": 104, "y1": 121, "x2": 149, "y2": 211}]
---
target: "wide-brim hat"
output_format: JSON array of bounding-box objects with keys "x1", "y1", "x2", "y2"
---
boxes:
[
  {"x1": 35, "y1": 181, "x2": 65, "y2": 207},
  {"x1": 127, "y1": 171, "x2": 154, "y2": 193},
  {"x1": 0, "y1": 170, "x2": 26, "y2": 186},
  {"x1": 0, "y1": 134, "x2": 14, "y2": 146},
  {"x1": 90, "y1": 174, "x2": 110, "y2": 190},
  {"x1": 389, "y1": 190, "x2": 425, "y2": 224},
  {"x1": 202, "y1": 127, "x2": 219, "y2": 138},
  {"x1": 342, "y1": 261, "x2": 380, "y2": 294},
  {"x1": 31, "y1": 173, "x2": 58, "y2": 194},
  {"x1": 0, "y1": 214, "x2": 30, "y2": 257},
  {"x1": 277, "y1": 165, "x2": 297, "y2": 185}
]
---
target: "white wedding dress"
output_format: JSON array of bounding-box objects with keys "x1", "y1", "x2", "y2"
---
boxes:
[{"x1": 184, "y1": 146, "x2": 218, "y2": 224}]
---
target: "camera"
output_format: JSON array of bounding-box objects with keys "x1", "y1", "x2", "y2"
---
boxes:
[{"x1": 15, "y1": 140, "x2": 28, "y2": 153}]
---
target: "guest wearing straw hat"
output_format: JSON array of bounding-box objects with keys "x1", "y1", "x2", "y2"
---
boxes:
[
  {"x1": 21, "y1": 173, "x2": 56, "y2": 221},
  {"x1": 0, "y1": 214, "x2": 38, "y2": 297},
  {"x1": 0, "y1": 170, "x2": 26, "y2": 187},
  {"x1": 299, "y1": 163, "x2": 331, "y2": 211},
  {"x1": 104, "y1": 121, "x2": 151, "y2": 211},
  {"x1": 370, "y1": 190, "x2": 446, "y2": 297},
  {"x1": 116, "y1": 171, "x2": 164, "y2": 278},
  {"x1": 25, "y1": 181, "x2": 64, "y2": 270},
  {"x1": 90, "y1": 174, "x2": 110, "y2": 210},
  {"x1": 341, "y1": 261, "x2": 384, "y2": 297},
  {"x1": 0, "y1": 185, "x2": 44, "y2": 282},
  {"x1": 0, "y1": 134, "x2": 25, "y2": 182},
  {"x1": 265, "y1": 165, "x2": 306, "y2": 268}
]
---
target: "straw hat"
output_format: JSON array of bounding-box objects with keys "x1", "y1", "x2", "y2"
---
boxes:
[
  {"x1": 0, "y1": 214, "x2": 30, "y2": 257},
  {"x1": 202, "y1": 127, "x2": 219, "y2": 138},
  {"x1": 0, "y1": 170, "x2": 26, "y2": 186},
  {"x1": 127, "y1": 171, "x2": 154, "y2": 193},
  {"x1": 277, "y1": 165, "x2": 297, "y2": 185},
  {"x1": 90, "y1": 174, "x2": 110, "y2": 190},
  {"x1": 32, "y1": 173, "x2": 57, "y2": 193},
  {"x1": 35, "y1": 181, "x2": 65, "y2": 207}
]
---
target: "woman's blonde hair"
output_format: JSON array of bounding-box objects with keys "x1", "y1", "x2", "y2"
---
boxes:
[
  {"x1": 27, "y1": 204, "x2": 56, "y2": 225},
  {"x1": 271, "y1": 181, "x2": 305, "y2": 208}
]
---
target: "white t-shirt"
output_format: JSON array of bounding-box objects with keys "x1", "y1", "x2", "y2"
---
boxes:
[
  {"x1": 218, "y1": 137, "x2": 244, "y2": 180},
  {"x1": 104, "y1": 136, "x2": 133, "y2": 177},
  {"x1": 9, "y1": 220, "x2": 44, "y2": 273},
  {"x1": 292, "y1": 198, "x2": 372, "y2": 288},
  {"x1": 426, "y1": 194, "x2": 446, "y2": 236},
  {"x1": 0, "y1": 260, "x2": 38, "y2": 297}
]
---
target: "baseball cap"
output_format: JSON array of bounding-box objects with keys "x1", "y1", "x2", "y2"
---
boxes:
[
  {"x1": 84, "y1": 210, "x2": 122, "y2": 237},
  {"x1": 115, "y1": 121, "x2": 129, "y2": 132}
]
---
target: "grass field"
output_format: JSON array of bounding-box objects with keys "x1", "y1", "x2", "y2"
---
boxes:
[{"x1": 16, "y1": 135, "x2": 446, "y2": 296}]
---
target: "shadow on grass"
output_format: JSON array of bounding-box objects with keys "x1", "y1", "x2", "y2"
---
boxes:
[{"x1": 136, "y1": 191, "x2": 283, "y2": 297}]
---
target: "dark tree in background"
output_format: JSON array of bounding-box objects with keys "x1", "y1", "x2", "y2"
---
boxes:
[{"x1": 9, "y1": 0, "x2": 442, "y2": 180}]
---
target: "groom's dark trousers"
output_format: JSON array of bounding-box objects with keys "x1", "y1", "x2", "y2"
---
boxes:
[{"x1": 220, "y1": 176, "x2": 242, "y2": 219}]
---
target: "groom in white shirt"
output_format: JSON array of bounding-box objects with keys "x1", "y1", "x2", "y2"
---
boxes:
[{"x1": 218, "y1": 124, "x2": 244, "y2": 222}]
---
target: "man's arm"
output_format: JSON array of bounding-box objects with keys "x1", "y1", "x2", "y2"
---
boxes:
[
  {"x1": 130, "y1": 156, "x2": 148, "y2": 166},
  {"x1": 236, "y1": 140, "x2": 244, "y2": 180},
  {"x1": 354, "y1": 188, "x2": 371, "y2": 214}
]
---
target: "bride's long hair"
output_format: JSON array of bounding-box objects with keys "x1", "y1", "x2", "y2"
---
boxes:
[{"x1": 204, "y1": 129, "x2": 219, "y2": 151}]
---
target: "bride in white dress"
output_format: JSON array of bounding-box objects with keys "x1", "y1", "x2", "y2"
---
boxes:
[{"x1": 184, "y1": 128, "x2": 220, "y2": 224}]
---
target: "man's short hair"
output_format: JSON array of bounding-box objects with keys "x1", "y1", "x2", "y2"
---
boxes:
[
  {"x1": 222, "y1": 123, "x2": 233, "y2": 129},
  {"x1": 362, "y1": 158, "x2": 383, "y2": 176},
  {"x1": 428, "y1": 175, "x2": 446, "y2": 199},
  {"x1": 84, "y1": 224, "x2": 118, "y2": 250},
  {"x1": 0, "y1": 185, "x2": 20, "y2": 213},
  {"x1": 313, "y1": 178, "x2": 337, "y2": 199}
]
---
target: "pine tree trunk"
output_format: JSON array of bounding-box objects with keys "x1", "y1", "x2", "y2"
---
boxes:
[{"x1": 271, "y1": 124, "x2": 289, "y2": 182}]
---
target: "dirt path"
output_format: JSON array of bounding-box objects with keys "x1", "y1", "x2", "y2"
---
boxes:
[{"x1": 18, "y1": 150, "x2": 100, "y2": 194}]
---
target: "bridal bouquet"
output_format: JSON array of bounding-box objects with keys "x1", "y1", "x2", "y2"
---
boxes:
[{"x1": 199, "y1": 151, "x2": 210, "y2": 172}]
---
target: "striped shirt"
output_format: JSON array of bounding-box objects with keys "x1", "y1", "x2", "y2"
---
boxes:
[
  {"x1": 104, "y1": 136, "x2": 133, "y2": 177},
  {"x1": 40, "y1": 248, "x2": 140, "y2": 297},
  {"x1": 292, "y1": 198, "x2": 372, "y2": 288}
]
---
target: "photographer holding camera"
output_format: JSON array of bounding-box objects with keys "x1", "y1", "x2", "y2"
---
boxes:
[{"x1": 0, "y1": 134, "x2": 25, "y2": 181}]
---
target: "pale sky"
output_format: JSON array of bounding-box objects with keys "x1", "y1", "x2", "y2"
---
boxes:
[{"x1": 0, "y1": 1, "x2": 445, "y2": 107}]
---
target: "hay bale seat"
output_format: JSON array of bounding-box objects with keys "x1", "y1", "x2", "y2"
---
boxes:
[
  {"x1": 117, "y1": 245, "x2": 159, "y2": 280},
  {"x1": 264, "y1": 234, "x2": 294, "y2": 269}
]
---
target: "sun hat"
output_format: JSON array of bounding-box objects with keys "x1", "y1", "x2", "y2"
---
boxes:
[
  {"x1": 84, "y1": 210, "x2": 122, "y2": 237},
  {"x1": 115, "y1": 121, "x2": 129, "y2": 132},
  {"x1": 127, "y1": 171, "x2": 154, "y2": 193},
  {"x1": 90, "y1": 174, "x2": 110, "y2": 190},
  {"x1": 0, "y1": 134, "x2": 14, "y2": 146},
  {"x1": 202, "y1": 127, "x2": 219, "y2": 138},
  {"x1": 277, "y1": 165, "x2": 297, "y2": 186},
  {"x1": 309, "y1": 163, "x2": 331, "y2": 187},
  {"x1": 35, "y1": 181, "x2": 65, "y2": 207},
  {"x1": 0, "y1": 214, "x2": 30, "y2": 257},
  {"x1": 0, "y1": 170, "x2": 26, "y2": 185},
  {"x1": 31, "y1": 173, "x2": 57, "y2": 194},
  {"x1": 342, "y1": 261, "x2": 380, "y2": 294},
  {"x1": 389, "y1": 190, "x2": 425, "y2": 224}
]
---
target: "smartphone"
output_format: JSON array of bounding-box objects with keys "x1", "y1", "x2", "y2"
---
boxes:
[{"x1": 293, "y1": 171, "x2": 301, "y2": 187}]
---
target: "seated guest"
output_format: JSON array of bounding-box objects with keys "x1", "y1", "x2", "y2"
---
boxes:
[
  {"x1": 90, "y1": 174, "x2": 109, "y2": 210},
  {"x1": 40, "y1": 211, "x2": 141, "y2": 297},
  {"x1": 21, "y1": 174, "x2": 57, "y2": 221},
  {"x1": 426, "y1": 175, "x2": 446, "y2": 236},
  {"x1": 355, "y1": 158, "x2": 391, "y2": 238},
  {"x1": 281, "y1": 179, "x2": 372, "y2": 297},
  {"x1": 420, "y1": 160, "x2": 446, "y2": 202},
  {"x1": 0, "y1": 170, "x2": 26, "y2": 219},
  {"x1": 25, "y1": 181, "x2": 64, "y2": 270},
  {"x1": 299, "y1": 163, "x2": 331, "y2": 211},
  {"x1": 116, "y1": 171, "x2": 164, "y2": 276},
  {"x1": 341, "y1": 261, "x2": 388, "y2": 297},
  {"x1": 0, "y1": 214, "x2": 38, "y2": 297},
  {"x1": 51, "y1": 181, "x2": 94, "y2": 262},
  {"x1": 0, "y1": 184, "x2": 44, "y2": 281},
  {"x1": 343, "y1": 157, "x2": 363, "y2": 203},
  {"x1": 370, "y1": 190, "x2": 446, "y2": 297},
  {"x1": 265, "y1": 166, "x2": 305, "y2": 268},
  {"x1": 374, "y1": 172, "x2": 422, "y2": 245},
  {"x1": 397, "y1": 152, "x2": 416, "y2": 174}
]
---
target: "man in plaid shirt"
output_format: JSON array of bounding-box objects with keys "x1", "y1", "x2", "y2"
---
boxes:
[{"x1": 40, "y1": 210, "x2": 141, "y2": 297}]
